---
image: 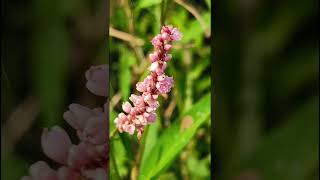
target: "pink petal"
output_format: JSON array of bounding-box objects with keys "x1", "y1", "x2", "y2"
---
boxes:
[
  {"x1": 57, "y1": 167, "x2": 80, "y2": 180},
  {"x1": 41, "y1": 127, "x2": 72, "y2": 165},
  {"x1": 63, "y1": 104, "x2": 95, "y2": 130},
  {"x1": 83, "y1": 168, "x2": 107, "y2": 180},
  {"x1": 85, "y1": 64, "x2": 108, "y2": 97},
  {"x1": 122, "y1": 101, "x2": 132, "y2": 114},
  {"x1": 29, "y1": 161, "x2": 58, "y2": 180},
  {"x1": 67, "y1": 143, "x2": 90, "y2": 168},
  {"x1": 82, "y1": 115, "x2": 107, "y2": 145}
]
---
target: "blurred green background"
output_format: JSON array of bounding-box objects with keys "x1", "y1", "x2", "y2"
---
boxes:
[
  {"x1": 1, "y1": 0, "x2": 107, "y2": 179},
  {"x1": 109, "y1": 0, "x2": 211, "y2": 179},
  {"x1": 213, "y1": 0, "x2": 318, "y2": 180}
]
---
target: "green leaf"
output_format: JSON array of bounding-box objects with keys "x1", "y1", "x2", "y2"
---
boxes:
[
  {"x1": 237, "y1": 97, "x2": 319, "y2": 180},
  {"x1": 109, "y1": 110, "x2": 117, "y2": 132},
  {"x1": 158, "y1": 173, "x2": 178, "y2": 180},
  {"x1": 189, "y1": 58, "x2": 210, "y2": 80},
  {"x1": 205, "y1": 0, "x2": 211, "y2": 9},
  {"x1": 187, "y1": 153, "x2": 210, "y2": 178},
  {"x1": 111, "y1": 133, "x2": 129, "y2": 178},
  {"x1": 139, "y1": 115, "x2": 161, "y2": 175},
  {"x1": 119, "y1": 133, "x2": 135, "y2": 161},
  {"x1": 110, "y1": 142, "x2": 121, "y2": 180},
  {"x1": 139, "y1": 94, "x2": 211, "y2": 179},
  {"x1": 180, "y1": 12, "x2": 210, "y2": 48},
  {"x1": 196, "y1": 76, "x2": 211, "y2": 93},
  {"x1": 137, "y1": 0, "x2": 162, "y2": 9},
  {"x1": 170, "y1": 9, "x2": 188, "y2": 32}
]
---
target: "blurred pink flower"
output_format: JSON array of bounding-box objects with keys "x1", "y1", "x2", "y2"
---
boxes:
[
  {"x1": 85, "y1": 64, "x2": 108, "y2": 97},
  {"x1": 115, "y1": 25, "x2": 182, "y2": 139},
  {"x1": 22, "y1": 65, "x2": 108, "y2": 180}
]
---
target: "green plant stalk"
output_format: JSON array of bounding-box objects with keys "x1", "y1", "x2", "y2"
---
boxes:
[
  {"x1": 110, "y1": 141, "x2": 121, "y2": 180},
  {"x1": 131, "y1": 126, "x2": 149, "y2": 179},
  {"x1": 110, "y1": 128, "x2": 118, "y2": 140},
  {"x1": 160, "y1": 0, "x2": 168, "y2": 29}
]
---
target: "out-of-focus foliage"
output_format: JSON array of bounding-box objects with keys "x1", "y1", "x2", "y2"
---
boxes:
[
  {"x1": 213, "y1": 0, "x2": 318, "y2": 180},
  {"x1": 2, "y1": 0, "x2": 107, "y2": 179},
  {"x1": 110, "y1": 0, "x2": 211, "y2": 179}
]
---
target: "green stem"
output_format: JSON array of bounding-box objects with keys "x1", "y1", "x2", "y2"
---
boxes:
[
  {"x1": 160, "y1": 0, "x2": 167, "y2": 28},
  {"x1": 138, "y1": 125, "x2": 149, "y2": 163},
  {"x1": 131, "y1": 126, "x2": 149, "y2": 180},
  {"x1": 110, "y1": 141, "x2": 121, "y2": 179},
  {"x1": 109, "y1": 128, "x2": 118, "y2": 140}
]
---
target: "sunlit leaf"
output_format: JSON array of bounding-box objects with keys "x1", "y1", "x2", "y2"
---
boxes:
[
  {"x1": 137, "y1": 0, "x2": 162, "y2": 9},
  {"x1": 139, "y1": 93, "x2": 211, "y2": 179},
  {"x1": 139, "y1": 114, "x2": 161, "y2": 175},
  {"x1": 187, "y1": 153, "x2": 210, "y2": 178}
]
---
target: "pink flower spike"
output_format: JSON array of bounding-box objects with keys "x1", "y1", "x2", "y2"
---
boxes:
[{"x1": 114, "y1": 25, "x2": 181, "y2": 138}]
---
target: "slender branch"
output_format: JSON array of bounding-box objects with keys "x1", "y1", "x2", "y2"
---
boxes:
[
  {"x1": 110, "y1": 92, "x2": 122, "y2": 110},
  {"x1": 173, "y1": 43, "x2": 195, "y2": 49},
  {"x1": 174, "y1": 0, "x2": 211, "y2": 37},
  {"x1": 160, "y1": 0, "x2": 166, "y2": 28},
  {"x1": 109, "y1": 27, "x2": 145, "y2": 46}
]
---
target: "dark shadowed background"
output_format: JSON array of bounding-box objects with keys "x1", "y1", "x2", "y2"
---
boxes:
[{"x1": 213, "y1": 0, "x2": 318, "y2": 180}]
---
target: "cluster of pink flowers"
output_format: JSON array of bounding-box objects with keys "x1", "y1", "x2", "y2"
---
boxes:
[
  {"x1": 22, "y1": 65, "x2": 108, "y2": 180},
  {"x1": 114, "y1": 25, "x2": 182, "y2": 139}
]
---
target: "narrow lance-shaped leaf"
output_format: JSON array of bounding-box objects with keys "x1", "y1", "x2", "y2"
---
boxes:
[{"x1": 139, "y1": 93, "x2": 211, "y2": 179}]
